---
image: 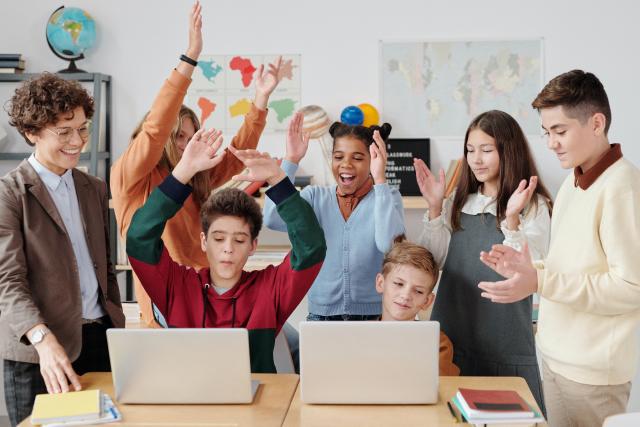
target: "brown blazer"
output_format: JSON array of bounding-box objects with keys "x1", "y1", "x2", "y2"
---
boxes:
[{"x1": 0, "y1": 160, "x2": 125, "y2": 364}]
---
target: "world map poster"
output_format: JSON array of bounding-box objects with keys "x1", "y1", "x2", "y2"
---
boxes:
[
  {"x1": 187, "y1": 54, "x2": 301, "y2": 135},
  {"x1": 380, "y1": 39, "x2": 543, "y2": 138}
]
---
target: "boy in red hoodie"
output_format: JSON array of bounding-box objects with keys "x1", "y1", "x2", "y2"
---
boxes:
[{"x1": 126, "y1": 127, "x2": 326, "y2": 373}]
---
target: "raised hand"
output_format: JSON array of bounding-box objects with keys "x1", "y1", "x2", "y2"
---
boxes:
[
  {"x1": 176, "y1": 2, "x2": 203, "y2": 78},
  {"x1": 229, "y1": 146, "x2": 286, "y2": 186},
  {"x1": 186, "y1": 1, "x2": 203, "y2": 59},
  {"x1": 414, "y1": 158, "x2": 446, "y2": 219},
  {"x1": 369, "y1": 131, "x2": 388, "y2": 184},
  {"x1": 478, "y1": 242, "x2": 538, "y2": 303},
  {"x1": 254, "y1": 56, "x2": 283, "y2": 110},
  {"x1": 172, "y1": 128, "x2": 225, "y2": 184},
  {"x1": 505, "y1": 176, "x2": 538, "y2": 229},
  {"x1": 285, "y1": 111, "x2": 311, "y2": 164}
]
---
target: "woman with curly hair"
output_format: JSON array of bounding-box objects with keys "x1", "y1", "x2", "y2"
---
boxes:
[{"x1": 1, "y1": 73, "x2": 125, "y2": 426}]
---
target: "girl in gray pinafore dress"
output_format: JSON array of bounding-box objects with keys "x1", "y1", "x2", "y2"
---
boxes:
[{"x1": 414, "y1": 111, "x2": 553, "y2": 416}]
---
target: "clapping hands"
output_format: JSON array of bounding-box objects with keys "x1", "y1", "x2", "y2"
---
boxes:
[
  {"x1": 505, "y1": 177, "x2": 538, "y2": 229},
  {"x1": 369, "y1": 131, "x2": 388, "y2": 184},
  {"x1": 478, "y1": 242, "x2": 538, "y2": 303},
  {"x1": 414, "y1": 159, "x2": 446, "y2": 219}
]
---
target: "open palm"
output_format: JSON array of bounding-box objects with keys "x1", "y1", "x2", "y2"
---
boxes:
[
  {"x1": 414, "y1": 159, "x2": 445, "y2": 207},
  {"x1": 285, "y1": 110, "x2": 311, "y2": 164},
  {"x1": 181, "y1": 128, "x2": 225, "y2": 172},
  {"x1": 506, "y1": 176, "x2": 538, "y2": 218},
  {"x1": 480, "y1": 243, "x2": 531, "y2": 279},
  {"x1": 229, "y1": 147, "x2": 282, "y2": 184}
]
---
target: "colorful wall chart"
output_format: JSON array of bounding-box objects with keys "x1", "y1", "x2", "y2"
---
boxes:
[{"x1": 188, "y1": 54, "x2": 301, "y2": 135}]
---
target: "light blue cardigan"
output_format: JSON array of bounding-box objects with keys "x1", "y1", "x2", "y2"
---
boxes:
[{"x1": 263, "y1": 160, "x2": 405, "y2": 315}]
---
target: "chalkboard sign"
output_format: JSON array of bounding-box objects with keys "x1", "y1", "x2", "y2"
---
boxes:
[{"x1": 384, "y1": 138, "x2": 430, "y2": 196}]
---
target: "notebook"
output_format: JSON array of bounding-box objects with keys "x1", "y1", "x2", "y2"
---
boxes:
[
  {"x1": 458, "y1": 389, "x2": 533, "y2": 419},
  {"x1": 31, "y1": 390, "x2": 101, "y2": 425},
  {"x1": 42, "y1": 394, "x2": 121, "y2": 426},
  {"x1": 452, "y1": 395, "x2": 545, "y2": 425}
]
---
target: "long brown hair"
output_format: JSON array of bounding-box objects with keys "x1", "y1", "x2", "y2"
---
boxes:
[
  {"x1": 450, "y1": 110, "x2": 553, "y2": 231},
  {"x1": 129, "y1": 105, "x2": 211, "y2": 207}
]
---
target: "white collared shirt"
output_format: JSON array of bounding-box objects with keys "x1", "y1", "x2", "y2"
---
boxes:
[
  {"x1": 28, "y1": 154, "x2": 107, "y2": 319},
  {"x1": 415, "y1": 186, "x2": 551, "y2": 268}
]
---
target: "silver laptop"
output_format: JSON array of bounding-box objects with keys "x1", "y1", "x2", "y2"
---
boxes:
[
  {"x1": 107, "y1": 329, "x2": 258, "y2": 404},
  {"x1": 299, "y1": 321, "x2": 440, "y2": 404}
]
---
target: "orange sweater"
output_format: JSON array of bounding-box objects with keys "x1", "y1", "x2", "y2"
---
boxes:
[{"x1": 111, "y1": 69, "x2": 267, "y2": 326}]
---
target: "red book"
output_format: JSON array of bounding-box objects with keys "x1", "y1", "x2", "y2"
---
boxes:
[
  {"x1": 243, "y1": 158, "x2": 283, "y2": 196},
  {"x1": 458, "y1": 388, "x2": 533, "y2": 418}
]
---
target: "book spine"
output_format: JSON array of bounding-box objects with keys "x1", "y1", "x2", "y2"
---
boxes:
[
  {"x1": 0, "y1": 54, "x2": 21, "y2": 60},
  {"x1": 0, "y1": 60, "x2": 25, "y2": 69}
]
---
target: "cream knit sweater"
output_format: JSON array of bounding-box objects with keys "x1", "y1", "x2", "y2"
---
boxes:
[{"x1": 534, "y1": 157, "x2": 640, "y2": 385}]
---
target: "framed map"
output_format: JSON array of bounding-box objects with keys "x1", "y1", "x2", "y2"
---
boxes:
[
  {"x1": 187, "y1": 54, "x2": 301, "y2": 135},
  {"x1": 380, "y1": 39, "x2": 543, "y2": 138}
]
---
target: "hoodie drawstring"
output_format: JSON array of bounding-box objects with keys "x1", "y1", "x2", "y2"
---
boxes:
[
  {"x1": 232, "y1": 297, "x2": 237, "y2": 328},
  {"x1": 202, "y1": 284, "x2": 210, "y2": 328}
]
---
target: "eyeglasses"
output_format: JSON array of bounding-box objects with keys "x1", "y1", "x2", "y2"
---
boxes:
[{"x1": 43, "y1": 121, "x2": 92, "y2": 144}]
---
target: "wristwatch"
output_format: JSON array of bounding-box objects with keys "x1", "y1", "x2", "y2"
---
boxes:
[{"x1": 29, "y1": 328, "x2": 52, "y2": 345}]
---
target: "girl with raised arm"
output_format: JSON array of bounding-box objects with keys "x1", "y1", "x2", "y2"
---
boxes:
[
  {"x1": 414, "y1": 110, "x2": 552, "y2": 414},
  {"x1": 111, "y1": 1, "x2": 282, "y2": 327}
]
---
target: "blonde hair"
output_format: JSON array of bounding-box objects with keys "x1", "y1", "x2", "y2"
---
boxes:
[
  {"x1": 381, "y1": 234, "x2": 439, "y2": 293},
  {"x1": 129, "y1": 104, "x2": 211, "y2": 207}
]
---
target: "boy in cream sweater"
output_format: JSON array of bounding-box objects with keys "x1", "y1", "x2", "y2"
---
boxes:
[{"x1": 478, "y1": 70, "x2": 640, "y2": 427}]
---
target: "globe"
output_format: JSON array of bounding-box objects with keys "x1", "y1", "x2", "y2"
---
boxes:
[
  {"x1": 340, "y1": 106, "x2": 364, "y2": 126},
  {"x1": 46, "y1": 6, "x2": 97, "y2": 73}
]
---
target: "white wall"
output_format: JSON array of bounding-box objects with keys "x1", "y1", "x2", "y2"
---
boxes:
[{"x1": 1, "y1": 0, "x2": 639, "y2": 412}]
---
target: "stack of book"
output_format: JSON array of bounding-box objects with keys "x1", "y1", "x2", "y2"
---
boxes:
[
  {"x1": 452, "y1": 388, "x2": 545, "y2": 426},
  {"x1": 0, "y1": 54, "x2": 25, "y2": 74},
  {"x1": 31, "y1": 389, "x2": 121, "y2": 426}
]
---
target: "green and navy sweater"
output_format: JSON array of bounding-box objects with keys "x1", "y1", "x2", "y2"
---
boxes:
[{"x1": 126, "y1": 174, "x2": 326, "y2": 373}]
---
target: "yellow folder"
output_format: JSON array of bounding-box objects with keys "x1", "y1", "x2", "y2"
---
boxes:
[{"x1": 31, "y1": 389, "x2": 102, "y2": 424}]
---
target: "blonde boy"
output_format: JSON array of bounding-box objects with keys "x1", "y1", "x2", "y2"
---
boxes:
[{"x1": 375, "y1": 235, "x2": 459, "y2": 376}]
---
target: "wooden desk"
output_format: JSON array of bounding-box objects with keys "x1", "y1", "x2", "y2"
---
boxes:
[
  {"x1": 282, "y1": 376, "x2": 547, "y2": 427},
  {"x1": 20, "y1": 372, "x2": 299, "y2": 427}
]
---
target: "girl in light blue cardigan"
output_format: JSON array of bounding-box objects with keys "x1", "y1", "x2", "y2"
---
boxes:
[{"x1": 263, "y1": 111, "x2": 405, "y2": 320}]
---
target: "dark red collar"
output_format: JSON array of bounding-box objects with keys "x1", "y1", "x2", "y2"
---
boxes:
[{"x1": 574, "y1": 144, "x2": 623, "y2": 190}]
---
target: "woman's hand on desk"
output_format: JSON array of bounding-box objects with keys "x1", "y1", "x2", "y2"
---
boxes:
[{"x1": 33, "y1": 332, "x2": 82, "y2": 394}]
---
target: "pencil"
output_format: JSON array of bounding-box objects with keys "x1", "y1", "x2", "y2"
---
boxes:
[{"x1": 447, "y1": 401, "x2": 459, "y2": 423}]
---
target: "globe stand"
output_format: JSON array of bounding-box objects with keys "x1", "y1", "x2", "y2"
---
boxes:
[{"x1": 58, "y1": 56, "x2": 86, "y2": 74}]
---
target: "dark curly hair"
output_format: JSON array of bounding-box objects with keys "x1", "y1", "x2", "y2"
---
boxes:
[
  {"x1": 532, "y1": 70, "x2": 611, "y2": 135},
  {"x1": 200, "y1": 188, "x2": 263, "y2": 240},
  {"x1": 4, "y1": 72, "x2": 95, "y2": 146},
  {"x1": 328, "y1": 122, "x2": 392, "y2": 150}
]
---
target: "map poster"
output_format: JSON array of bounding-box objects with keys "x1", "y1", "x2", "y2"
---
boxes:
[
  {"x1": 384, "y1": 138, "x2": 430, "y2": 196},
  {"x1": 188, "y1": 54, "x2": 301, "y2": 135},
  {"x1": 380, "y1": 39, "x2": 543, "y2": 138}
]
